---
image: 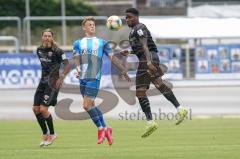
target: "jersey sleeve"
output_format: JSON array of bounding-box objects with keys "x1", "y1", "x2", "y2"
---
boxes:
[
  {"x1": 35, "y1": 48, "x2": 39, "y2": 58},
  {"x1": 103, "y1": 40, "x2": 114, "y2": 56},
  {"x1": 73, "y1": 40, "x2": 81, "y2": 57},
  {"x1": 58, "y1": 48, "x2": 67, "y2": 63}
]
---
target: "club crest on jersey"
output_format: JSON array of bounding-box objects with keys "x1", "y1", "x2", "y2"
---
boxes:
[
  {"x1": 81, "y1": 49, "x2": 98, "y2": 55},
  {"x1": 44, "y1": 95, "x2": 49, "y2": 100},
  {"x1": 137, "y1": 29, "x2": 144, "y2": 36},
  {"x1": 48, "y1": 51, "x2": 53, "y2": 57}
]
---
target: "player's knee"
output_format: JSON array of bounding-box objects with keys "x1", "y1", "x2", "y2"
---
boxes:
[
  {"x1": 39, "y1": 106, "x2": 48, "y2": 115},
  {"x1": 153, "y1": 78, "x2": 163, "y2": 89},
  {"x1": 32, "y1": 106, "x2": 40, "y2": 114},
  {"x1": 83, "y1": 104, "x2": 89, "y2": 111},
  {"x1": 83, "y1": 97, "x2": 95, "y2": 110},
  {"x1": 154, "y1": 82, "x2": 164, "y2": 89},
  {"x1": 136, "y1": 91, "x2": 146, "y2": 98},
  {"x1": 83, "y1": 102, "x2": 93, "y2": 111}
]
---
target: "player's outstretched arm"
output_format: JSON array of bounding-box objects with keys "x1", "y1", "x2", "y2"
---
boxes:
[{"x1": 109, "y1": 55, "x2": 131, "y2": 81}]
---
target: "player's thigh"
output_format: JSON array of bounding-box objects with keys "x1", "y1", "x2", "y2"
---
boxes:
[
  {"x1": 151, "y1": 53, "x2": 165, "y2": 77},
  {"x1": 40, "y1": 85, "x2": 58, "y2": 107},
  {"x1": 85, "y1": 79, "x2": 100, "y2": 98},
  {"x1": 33, "y1": 91, "x2": 43, "y2": 107},
  {"x1": 33, "y1": 82, "x2": 45, "y2": 107},
  {"x1": 136, "y1": 71, "x2": 151, "y2": 90},
  {"x1": 80, "y1": 82, "x2": 86, "y2": 98}
]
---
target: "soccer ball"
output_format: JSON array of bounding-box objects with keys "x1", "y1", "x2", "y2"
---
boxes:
[{"x1": 106, "y1": 15, "x2": 122, "y2": 31}]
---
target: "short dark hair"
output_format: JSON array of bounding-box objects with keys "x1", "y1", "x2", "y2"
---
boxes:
[{"x1": 125, "y1": 8, "x2": 139, "y2": 16}]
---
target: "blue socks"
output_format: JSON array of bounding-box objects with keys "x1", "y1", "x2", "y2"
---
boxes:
[
  {"x1": 87, "y1": 107, "x2": 106, "y2": 128},
  {"x1": 95, "y1": 107, "x2": 106, "y2": 127}
]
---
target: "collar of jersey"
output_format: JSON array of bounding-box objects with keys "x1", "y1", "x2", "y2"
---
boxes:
[{"x1": 83, "y1": 36, "x2": 97, "y2": 39}]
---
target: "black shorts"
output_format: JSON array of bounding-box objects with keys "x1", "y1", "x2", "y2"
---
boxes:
[
  {"x1": 136, "y1": 53, "x2": 164, "y2": 89},
  {"x1": 33, "y1": 81, "x2": 59, "y2": 107}
]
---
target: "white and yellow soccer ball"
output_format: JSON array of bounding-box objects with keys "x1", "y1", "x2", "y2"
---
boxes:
[{"x1": 106, "y1": 15, "x2": 122, "y2": 31}]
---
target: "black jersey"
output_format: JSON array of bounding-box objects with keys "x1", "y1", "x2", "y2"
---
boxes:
[
  {"x1": 129, "y1": 23, "x2": 158, "y2": 60},
  {"x1": 36, "y1": 45, "x2": 67, "y2": 80}
]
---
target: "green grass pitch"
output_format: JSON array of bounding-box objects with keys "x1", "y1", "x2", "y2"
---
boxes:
[{"x1": 0, "y1": 118, "x2": 240, "y2": 159}]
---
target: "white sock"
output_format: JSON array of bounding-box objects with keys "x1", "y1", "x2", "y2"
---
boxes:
[
  {"x1": 147, "y1": 120, "x2": 154, "y2": 124},
  {"x1": 177, "y1": 105, "x2": 183, "y2": 111},
  {"x1": 98, "y1": 126, "x2": 104, "y2": 130}
]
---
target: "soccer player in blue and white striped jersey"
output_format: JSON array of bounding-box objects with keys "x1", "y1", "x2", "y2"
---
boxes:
[{"x1": 72, "y1": 16, "x2": 130, "y2": 145}]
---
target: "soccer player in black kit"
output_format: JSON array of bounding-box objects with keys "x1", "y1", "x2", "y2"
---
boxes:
[
  {"x1": 32, "y1": 29, "x2": 70, "y2": 147},
  {"x1": 121, "y1": 8, "x2": 188, "y2": 138}
]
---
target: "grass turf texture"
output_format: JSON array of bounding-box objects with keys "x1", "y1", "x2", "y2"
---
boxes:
[{"x1": 0, "y1": 118, "x2": 240, "y2": 159}]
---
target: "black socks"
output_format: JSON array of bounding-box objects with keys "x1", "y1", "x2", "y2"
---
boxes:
[
  {"x1": 158, "y1": 84, "x2": 180, "y2": 108},
  {"x1": 138, "y1": 97, "x2": 153, "y2": 121},
  {"x1": 35, "y1": 113, "x2": 48, "y2": 135},
  {"x1": 45, "y1": 114, "x2": 55, "y2": 135}
]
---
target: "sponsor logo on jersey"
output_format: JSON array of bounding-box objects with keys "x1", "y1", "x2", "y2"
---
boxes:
[
  {"x1": 62, "y1": 54, "x2": 67, "y2": 60},
  {"x1": 39, "y1": 58, "x2": 52, "y2": 62},
  {"x1": 81, "y1": 49, "x2": 98, "y2": 55}
]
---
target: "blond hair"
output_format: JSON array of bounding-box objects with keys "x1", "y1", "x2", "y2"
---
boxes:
[{"x1": 82, "y1": 16, "x2": 95, "y2": 27}]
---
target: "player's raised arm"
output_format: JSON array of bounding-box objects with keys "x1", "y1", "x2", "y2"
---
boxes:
[
  {"x1": 108, "y1": 54, "x2": 131, "y2": 82},
  {"x1": 104, "y1": 41, "x2": 131, "y2": 81}
]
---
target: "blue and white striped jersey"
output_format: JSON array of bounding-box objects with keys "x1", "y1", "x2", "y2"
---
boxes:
[{"x1": 73, "y1": 37, "x2": 112, "y2": 80}]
